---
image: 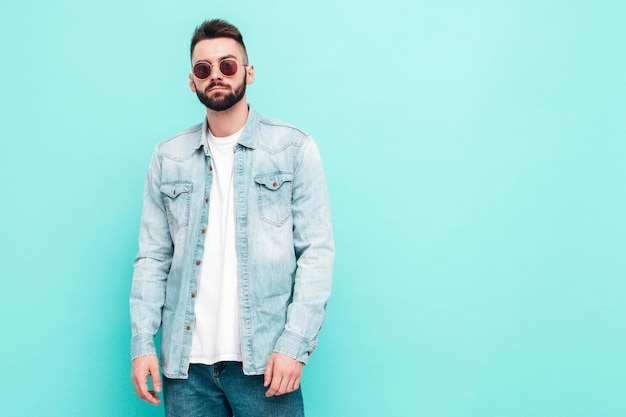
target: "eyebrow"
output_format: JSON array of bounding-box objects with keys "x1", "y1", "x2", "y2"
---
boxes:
[{"x1": 193, "y1": 54, "x2": 238, "y2": 65}]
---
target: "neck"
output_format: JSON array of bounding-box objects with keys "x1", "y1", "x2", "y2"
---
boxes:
[{"x1": 206, "y1": 98, "x2": 249, "y2": 138}]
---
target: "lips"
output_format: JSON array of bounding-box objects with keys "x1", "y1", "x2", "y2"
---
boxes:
[{"x1": 207, "y1": 83, "x2": 228, "y2": 92}]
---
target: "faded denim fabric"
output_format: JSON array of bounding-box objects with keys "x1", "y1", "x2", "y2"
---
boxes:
[
  {"x1": 130, "y1": 106, "x2": 334, "y2": 378},
  {"x1": 163, "y1": 362, "x2": 304, "y2": 416}
]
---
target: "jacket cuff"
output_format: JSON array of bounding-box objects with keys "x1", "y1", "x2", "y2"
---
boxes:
[
  {"x1": 273, "y1": 331, "x2": 315, "y2": 364},
  {"x1": 131, "y1": 334, "x2": 157, "y2": 360}
]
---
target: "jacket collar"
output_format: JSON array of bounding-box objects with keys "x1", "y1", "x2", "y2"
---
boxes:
[{"x1": 196, "y1": 105, "x2": 259, "y2": 156}]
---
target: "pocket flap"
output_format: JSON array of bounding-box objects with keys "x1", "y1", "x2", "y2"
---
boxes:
[
  {"x1": 160, "y1": 181, "x2": 192, "y2": 199},
  {"x1": 254, "y1": 172, "x2": 293, "y2": 190}
]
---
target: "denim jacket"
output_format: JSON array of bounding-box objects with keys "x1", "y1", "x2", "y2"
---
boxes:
[{"x1": 130, "y1": 106, "x2": 334, "y2": 378}]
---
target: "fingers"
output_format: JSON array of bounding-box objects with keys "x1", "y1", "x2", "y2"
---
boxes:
[
  {"x1": 150, "y1": 359, "x2": 162, "y2": 394},
  {"x1": 265, "y1": 371, "x2": 283, "y2": 397},
  {"x1": 131, "y1": 354, "x2": 162, "y2": 406},
  {"x1": 264, "y1": 352, "x2": 303, "y2": 397},
  {"x1": 265, "y1": 370, "x2": 299, "y2": 397},
  {"x1": 263, "y1": 355, "x2": 274, "y2": 388},
  {"x1": 290, "y1": 375, "x2": 301, "y2": 392}
]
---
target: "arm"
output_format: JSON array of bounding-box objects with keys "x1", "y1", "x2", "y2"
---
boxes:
[
  {"x1": 129, "y1": 149, "x2": 173, "y2": 403},
  {"x1": 265, "y1": 136, "x2": 334, "y2": 396}
]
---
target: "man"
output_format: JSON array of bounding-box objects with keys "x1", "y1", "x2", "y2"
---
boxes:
[{"x1": 129, "y1": 19, "x2": 334, "y2": 417}]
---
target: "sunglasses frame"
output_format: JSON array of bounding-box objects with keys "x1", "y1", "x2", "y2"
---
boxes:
[{"x1": 192, "y1": 58, "x2": 248, "y2": 79}]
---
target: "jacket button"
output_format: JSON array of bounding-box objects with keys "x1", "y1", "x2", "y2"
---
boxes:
[
  {"x1": 186, "y1": 326, "x2": 191, "y2": 331},
  {"x1": 209, "y1": 166, "x2": 213, "y2": 171},
  {"x1": 191, "y1": 293, "x2": 196, "y2": 298},
  {"x1": 205, "y1": 197, "x2": 209, "y2": 203},
  {"x1": 195, "y1": 260, "x2": 201, "y2": 266},
  {"x1": 272, "y1": 182, "x2": 278, "y2": 188},
  {"x1": 201, "y1": 229, "x2": 206, "y2": 234}
]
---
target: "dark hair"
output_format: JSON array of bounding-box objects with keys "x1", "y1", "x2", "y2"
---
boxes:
[{"x1": 190, "y1": 19, "x2": 248, "y2": 63}]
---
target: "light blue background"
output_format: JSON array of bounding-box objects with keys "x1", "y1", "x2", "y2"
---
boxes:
[{"x1": 1, "y1": 1, "x2": 624, "y2": 416}]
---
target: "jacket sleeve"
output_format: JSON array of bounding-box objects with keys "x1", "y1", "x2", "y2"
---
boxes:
[
  {"x1": 129, "y1": 148, "x2": 173, "y2": 360},
  {"x1": 273, "y1": 135, "x2": 335, "y2": 363}
]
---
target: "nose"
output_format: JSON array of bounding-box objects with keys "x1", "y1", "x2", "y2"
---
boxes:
[{"x1": 209, "y1": 65, "x2": 223, "y2": 81}]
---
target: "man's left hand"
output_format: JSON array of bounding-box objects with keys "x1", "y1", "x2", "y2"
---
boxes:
[{"x1": 263, "y1": 352, "x2": 304, "y2": 397}]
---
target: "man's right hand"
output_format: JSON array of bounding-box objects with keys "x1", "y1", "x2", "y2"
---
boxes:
[{"x1": 131, "y1": 354, "x2": 162, "y2": 405}]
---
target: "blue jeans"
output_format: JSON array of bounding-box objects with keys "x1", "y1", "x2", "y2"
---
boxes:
[{"x1": 163, "y1": 362, "x2": 305, "y2": 417}]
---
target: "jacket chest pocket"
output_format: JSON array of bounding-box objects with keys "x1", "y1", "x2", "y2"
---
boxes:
[
  {"x1": 254, "y1": 172, "x2": 293, "y2": 226},
  {"x1": 160, "y1": 181, "x2": 192, "y2": 231}
]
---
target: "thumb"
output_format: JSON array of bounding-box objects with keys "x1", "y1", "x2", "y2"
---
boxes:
[
  {"x1": 151, "y1": 361, "x2": 162, "y2": 393},
  {"x1": 264, "y1": 355, "x2": 274, "y2": 387}
]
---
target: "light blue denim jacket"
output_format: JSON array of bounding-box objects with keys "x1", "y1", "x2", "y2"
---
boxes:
[{"x1": 130, "y1": 106, "x2": 334, "y2": 378}]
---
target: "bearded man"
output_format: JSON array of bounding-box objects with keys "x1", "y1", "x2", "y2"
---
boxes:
[{"x1": 129, "y1": 19, "x2": 334, "y2": 417}]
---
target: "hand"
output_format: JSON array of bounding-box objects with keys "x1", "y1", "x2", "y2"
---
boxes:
[
  {"x1": 263, "y1": 352, "x2": 304, "y2": 397},
  {"x1": 131, "y1": 354, "x2": 162, "y2": 405}
]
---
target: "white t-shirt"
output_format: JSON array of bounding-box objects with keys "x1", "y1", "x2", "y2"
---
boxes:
[{"x1": 189, "y1": 126, "x2": 243, "y2": 365}]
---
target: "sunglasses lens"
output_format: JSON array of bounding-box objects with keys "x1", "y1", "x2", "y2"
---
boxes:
[
  {"x1": 219, "y1": 60, "x2": 238, "y2": 76},
  {"x1": 193, "y1": 63, "x2": 211, "y2": 79},
  {"x1": 193, "y1": 60, "x2": 239, "y2": 79}
]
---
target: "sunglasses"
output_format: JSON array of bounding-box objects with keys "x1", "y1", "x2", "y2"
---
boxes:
[{"x1": 192, "y1": 59, "x2": 246, "y2": 79}]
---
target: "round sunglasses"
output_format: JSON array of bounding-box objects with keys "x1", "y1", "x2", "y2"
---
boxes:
[{"x1": 192, "y1": 59, "x2": 246, "y2": 79}]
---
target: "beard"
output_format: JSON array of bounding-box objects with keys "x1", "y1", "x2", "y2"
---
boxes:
[{"x1": 195, "y1": 73, "x2": 247, "y2": 112}]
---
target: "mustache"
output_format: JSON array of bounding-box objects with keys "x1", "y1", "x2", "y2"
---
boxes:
[{"x1": 205, "y1": 82, "x2": 229, "y2": 91}]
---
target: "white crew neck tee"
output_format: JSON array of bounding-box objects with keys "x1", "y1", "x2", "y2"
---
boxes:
[{"x1": 189, "y1": 125, "x2": 243, "y2": 365}]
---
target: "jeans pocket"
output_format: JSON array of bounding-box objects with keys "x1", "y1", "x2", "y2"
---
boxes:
[
  {"x1": 254, "y1": 172, "x2": 293, "y2": 226},
  {"x1": 160, "y1": 181, "x2": 192, "y2": 231}
]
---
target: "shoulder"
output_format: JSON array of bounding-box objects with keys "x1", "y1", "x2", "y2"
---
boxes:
[
  {"x1": 254, "y1": 113, "x2": 312, "y2": 152},
  {"x1": 258, "y1": 114, "x2": 309, "y2": 136},
  {"x1": 154, "y1": 123, "x2": 204, "y2": 160}
]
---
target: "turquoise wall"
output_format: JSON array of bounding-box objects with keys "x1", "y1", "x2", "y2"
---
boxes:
[{"x1": 1, "y1": 1, "x2": 624, "y2": 416}]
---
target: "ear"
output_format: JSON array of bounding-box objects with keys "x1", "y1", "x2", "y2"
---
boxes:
[
  {"x1": 189, "y1": 74, "x2": 197, "y2": 92},
  {"x1": 246, "y1": 64, "x2": 255, "y2": 85}
]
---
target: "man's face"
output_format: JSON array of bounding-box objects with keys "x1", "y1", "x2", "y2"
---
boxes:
[{"x1": 189, "y1": 38, "x2": 254, "y2": 112}]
